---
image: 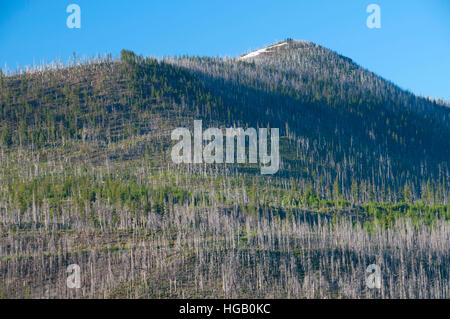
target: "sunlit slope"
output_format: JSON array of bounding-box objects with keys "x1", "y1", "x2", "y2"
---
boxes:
[{"x1": 1, "y1": 41, "x2": 449, "y2": 198}]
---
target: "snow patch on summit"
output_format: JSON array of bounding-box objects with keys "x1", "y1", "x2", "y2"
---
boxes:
[{"x1": 238, "y1": 42, "x2": 288, "y2": 60}]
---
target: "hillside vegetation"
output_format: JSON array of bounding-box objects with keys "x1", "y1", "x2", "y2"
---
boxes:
[{"x1": 0, "y1": 40, "x2": 448, "y2": 298}]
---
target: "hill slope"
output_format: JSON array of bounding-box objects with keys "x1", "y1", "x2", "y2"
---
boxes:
[
  {"x1": 4, "y1": 40, "x2": 447, "y2": 199},
  {"x1": 0, "y1": 40, "x2": 449, "y2": 298}
]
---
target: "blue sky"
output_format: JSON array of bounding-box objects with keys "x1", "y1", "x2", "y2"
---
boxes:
[{"x1": 1, "y1": 0, "x2": 449, "y2": 101}]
